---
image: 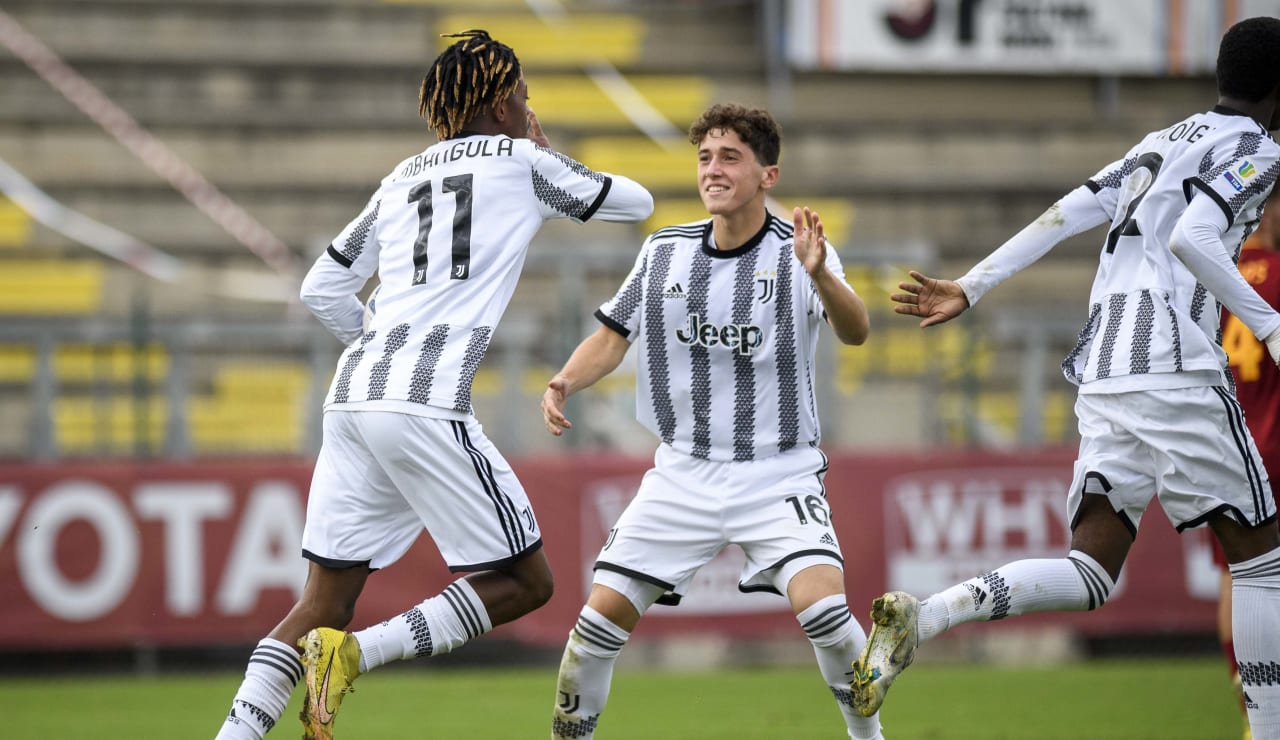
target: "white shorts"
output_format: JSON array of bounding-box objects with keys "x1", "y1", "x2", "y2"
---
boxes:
[
  {"x1": 1068, "y1": 387, "x2": 1274, "y2": 534},
  {"x1": 302, "y1": 410, "x2": 541, "y2": 571},
  {"x1": 594, "y1": 444, "x2": 843, "y2": 600}
]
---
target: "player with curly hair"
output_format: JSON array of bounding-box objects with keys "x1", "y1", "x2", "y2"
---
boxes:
[{"x1": 544, "y1": 103, "x2": 879, "y2": 739}]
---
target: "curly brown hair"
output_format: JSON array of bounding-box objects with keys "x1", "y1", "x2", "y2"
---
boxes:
[
  {"x1": 688, "y1": 103, "x2": 782, "y2": 166},
  {"x1": 420, "y1": 30, "x2": 522, "y2": 140}
]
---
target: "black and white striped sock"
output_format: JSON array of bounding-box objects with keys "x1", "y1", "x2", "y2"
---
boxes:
[
  {"x1": 799, "y1": 595, "x2": 882, "y2": 740},
  {"x1": 353, "y1": 579, "x2": 492, "y2": 671},
  {"x1": 214, "y1": 637, "x2": 302, "y2": 740},
  {"x1": 552, "y1": 606, "x2": 630, "y2": 740},
  {"x1": 917, "y1": 550, "x2": 1113, "y2": 642},
  {"x1": 1230, "y1": 546, "x2": 1280, "y2": 738}
]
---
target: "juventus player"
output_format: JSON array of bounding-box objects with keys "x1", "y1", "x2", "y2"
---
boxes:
[
  {"x1": 1216, "y1": 186, "x2": 1280, "y2": 739},
  {"x1": 213, "y1": 30, "x2": 653, "y2": 740},
  {"x1": 854, "y1": 17, "x2": 1280, "y2": 739},
  {"x1": 543, "y1": 104, "x2": 881, "y2": 740}
]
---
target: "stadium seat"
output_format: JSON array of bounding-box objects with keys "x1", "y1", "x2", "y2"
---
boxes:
[
  {"x1": 0, "y1": 345, "x2": 35, "y2": 384},
  {"x1": 573, "y1": 136, "x2": 692, "y2": 191},
  {"x1": 189, "y1": 398, "x2": 302, "y2": 453},
  {"x1": 528, "y1": 75, "x2": 709, "y2": 129},
  {"x1": 54, "y1": 396, "x2": 168, "y2": 454},
  {"x1": 0, "y1": 259, "x2": 104, "y2": 315},
  {"x1": 53, "y1": 344, "x2": 169, "y2": 384},
  {"x1": 0, "y1": 198, "x2": 31, "y2": 248},
  {"x1": 435, "y1": 13, "x2": 646, "y2": 66}
]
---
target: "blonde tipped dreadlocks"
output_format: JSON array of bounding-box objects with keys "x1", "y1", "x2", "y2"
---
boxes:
[{"x1": 420, "y1": 30, "x2": 522, "y2": 140}]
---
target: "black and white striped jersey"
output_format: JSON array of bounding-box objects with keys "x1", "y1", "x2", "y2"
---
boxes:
[
  {"x1": 596, "y1": 213, "x2": 849, "y2": 462},
  {"x1": 1065, "y1": 107, "x2": 1280, "y2": 392},
  {"x1": 302, "y1": 133, "x2": 652, "y2": 416}
]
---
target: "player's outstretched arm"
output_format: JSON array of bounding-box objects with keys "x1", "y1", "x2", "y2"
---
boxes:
[
  {"x1": 542, "y1": 325, "x2": 631, "y2": 436},
  {"x1": 891, "y1": 270, "x2": 970, "y2": 328}
]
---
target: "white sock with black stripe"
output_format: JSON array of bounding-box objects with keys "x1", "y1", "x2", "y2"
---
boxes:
[
  {"x1": 214, "y1": 637, "x2": 303, "y2": 740},
  {"x1": 799, "y1": 595, "x2": 883, "y2": 740},
  {"x1": 1230, "y1": 547, "x2": 1280, "y2": 737},
  {"x1": 353, "y1": 578, "x2": 492, "y2": 672},
  {"x1": 552, "y1": 605, "x2": 631, "y2": 740},
  {"x1": 916, "y1": 550, "x2": 1114, "y2": 642}
]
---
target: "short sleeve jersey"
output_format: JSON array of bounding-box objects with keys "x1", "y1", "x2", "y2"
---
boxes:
[
  {"x1": 1064, "y1": 107, "x2": 1280, "y2": 392},
  {"x1": 1223, "y1": 243, "x2": 1280, "y2": 466},
  {"x1": 595, "y1": 213, "x2": 848, "y2": 462},
  {"x1": 323, "y1": 134, "x2": 615, "y2": 414}
]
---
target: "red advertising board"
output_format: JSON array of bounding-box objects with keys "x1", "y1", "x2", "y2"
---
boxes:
[{"x1": 0, "y1": 451, "x2": 1217, "y2": 650}]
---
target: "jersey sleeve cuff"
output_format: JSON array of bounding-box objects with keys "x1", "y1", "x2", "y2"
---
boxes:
[
  {"x1": 579, "y1": 176, "x2": 613, "y2": 222},
  {"x1": 1183, "y1": 177, "x2": 1235, "y2": 226},
  {"x1": 594, "y1": 308, "x2": 630, "y2": 338},
  {"x1": 326, "y1": 244, "x2": 354, "y2": 268}
]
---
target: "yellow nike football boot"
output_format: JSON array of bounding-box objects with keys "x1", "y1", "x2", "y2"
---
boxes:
[{"x1": 299, "y1": 628, "x2": 362, "y2": 740}]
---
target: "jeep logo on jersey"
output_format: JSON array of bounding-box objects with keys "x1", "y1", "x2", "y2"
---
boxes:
[{"x1": 675, "y1": 313, "x2": 763, "y2": 356}]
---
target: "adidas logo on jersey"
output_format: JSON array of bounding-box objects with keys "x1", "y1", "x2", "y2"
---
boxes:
[
  {"x1": 819, "y1": 532, "x2": 837, "y2": 547},
  {"x1": 664, "y1": 282, "x2": 686, "y2": 299}
]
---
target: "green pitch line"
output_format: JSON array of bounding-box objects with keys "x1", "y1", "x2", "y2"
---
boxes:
[{"x1": 6, "y1": 657, "x2": 1241, "y2": 739}]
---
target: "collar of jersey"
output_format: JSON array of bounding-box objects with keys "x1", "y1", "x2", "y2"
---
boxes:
[
  {"x1": 701, "y1": 214, "x2": 773, "y2": 259},
  {"x1": 451, "y1": 130, "x2": 495, "y2": 139},
  {"x1": 1211, "y1": 104, "x2": 1250, "y2": 118}
]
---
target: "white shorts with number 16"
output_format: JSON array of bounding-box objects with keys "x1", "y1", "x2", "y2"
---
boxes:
[{"x1": 594, "y1": 443, "x2": 844, "y2": 599}]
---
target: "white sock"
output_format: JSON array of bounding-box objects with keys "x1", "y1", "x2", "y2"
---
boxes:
[
  {"x1": 798, "y1": 595, "x2": 883, "y2": 740},
  {"x1": 214, "y1": 638, "x2": 302, "y2": 740},
  {"x1": 353, "y1": 579, "x2": 492, "y2": 672},
  {"x1": 1230, "y1": 547, "x2": 1280, "y2": 738},
  {"x1": 916, "y1": 550, "x2": 1113, "y2": 642},
  {"x1": 552, "y1": 605, "x2": 630, "y2": 739}
]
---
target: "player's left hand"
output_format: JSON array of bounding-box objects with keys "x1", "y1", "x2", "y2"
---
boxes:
[
  {"x1": 541, "y1": 376, "x2": 572, "y2": 436},
  {"x1": 793, "y1": 206, "x2": 826, "y2": 276},
  {"x1": 528, "y1": 109, "x2": 551, "y2": 148}
]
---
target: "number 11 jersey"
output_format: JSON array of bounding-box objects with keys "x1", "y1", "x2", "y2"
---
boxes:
[{"x1": 319, "y1": 133, "x2": 643, "y2": 416}]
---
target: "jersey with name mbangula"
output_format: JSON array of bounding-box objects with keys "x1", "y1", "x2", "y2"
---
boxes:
[
  {"x1": 596, "y1": 213, "x2": 850, "y2": 462},
  {"x1": 1064, "y1": 106, "x2": 1280, "y2": 392},
  {"x1": 310, "y1": 133, "x2": 649, "y2": 416}
]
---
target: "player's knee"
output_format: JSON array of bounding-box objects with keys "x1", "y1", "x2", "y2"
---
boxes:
[
  {"x1": 527, "y1": 571, "x2": 555, "y2": 610},
  {"x1": 798, "y1": 594, "x2": 856, "y2": 648},
  {"x1": 512, "y1": 556, "x2": 555, "y2": 612},
  {"x1": 1067, "y1": 549, "x2": 1115, "y2": 610}
]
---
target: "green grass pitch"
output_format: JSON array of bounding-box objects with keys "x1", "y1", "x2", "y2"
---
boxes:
[{"x1": 7, "y1": 657, "x2": 1243, "y2": 739}]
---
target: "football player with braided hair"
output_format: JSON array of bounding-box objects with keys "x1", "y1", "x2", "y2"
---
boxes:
[{"x1": 213, "y1": 29, "x2": 653, "y2": 740}]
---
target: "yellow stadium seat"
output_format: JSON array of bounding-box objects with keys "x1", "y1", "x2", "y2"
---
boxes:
[
  {"x1": 212, "y1": 363, "x2": 310, "y2": 400},
  {"x1": 436, "y1": 14, "x2": 646, "y2": 66},
  {"x1": 530, "y1": 75, "x2": 709, "y2": 129},
  {"x1": 0, "y1": 198, "x2": 31, "y2": 248},
  {"x1": 386, "y1": 0, "x2": 527, "y2": 7},
  {"x1": 0, "y1": 345, "x2": 35, "y2": 383},
  {"x1": 573, "y1": 136, "x2": 692, "y2": 191},
  {"x1": 54, "y1": 344, "x2": 169, "y2": 383},
  {"x1": 0, "y1": 259, "x2": 103, "y2": 315},
  {"x1": 189, "y1": 398, "x2": 303, "y2": 453},
  {"x1": 54, "y1": 397, "x2": 168, "y2": 453}
]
